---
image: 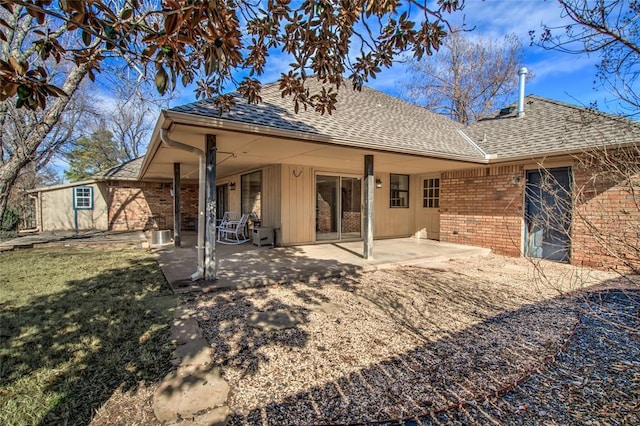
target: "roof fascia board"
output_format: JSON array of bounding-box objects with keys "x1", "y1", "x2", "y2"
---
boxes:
[
  {"x1": 27, "y1": 179, "x2": 98, "y2": 193},
  {"x1": 485, "y1": 140, "x2": 640, "y2": 164},
  {"x1": 138, "y1": 112, "x2": 167, "y2": 180}
]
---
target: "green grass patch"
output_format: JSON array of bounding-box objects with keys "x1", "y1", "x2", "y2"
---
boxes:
[{"x1": 0, "y1": 248, "x2": 176, "y2": 425}]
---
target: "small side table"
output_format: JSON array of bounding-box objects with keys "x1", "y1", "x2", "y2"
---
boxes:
[{"x1": 252, "y1": 227, "x2": 274, "y2": 247}]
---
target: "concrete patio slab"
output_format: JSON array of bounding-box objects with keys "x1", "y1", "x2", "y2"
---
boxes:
[{"x1": 153, "y1": 233, "x2": 490, "y2": 292}]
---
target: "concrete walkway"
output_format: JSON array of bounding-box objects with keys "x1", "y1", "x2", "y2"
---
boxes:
[
  {"x1": 153, "y1": 305, "x2": 230, "y2": 425},
  {"x1": 153, "y1": 234, "x2": 490, "y2": 293}
]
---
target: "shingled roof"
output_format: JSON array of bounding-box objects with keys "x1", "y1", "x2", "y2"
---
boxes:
[
  {"x1": 466, "y1": 95, "x2": 640, "y2": 160},
  {"x1": 170, "y1": 79, "x2": 486, "y2": 161},
  {"x1": 91, "y1": 157, "x2": 143, "y2": 180}
]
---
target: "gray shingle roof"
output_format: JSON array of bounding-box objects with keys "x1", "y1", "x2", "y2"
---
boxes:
[
  {"x1": 465, "y1": 95, "x2": 640, "y2": 160},
  {"x1": 170, "y1": 79, "x2": 486, "y2": 161},
  {"x1": 92, "y1": 157, "x2": 143, "y2": 180}
]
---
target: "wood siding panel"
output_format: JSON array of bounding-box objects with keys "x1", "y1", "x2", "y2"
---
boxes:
[
  {"x1": 373, "y1": 173, "x2": 414, "y2": 238},
  {"x1": 262, "y1": 164, "x2": 281, "y2": 230},
  {"x1": 224, "y1": 173, "x2": 241, "y2": 216},
  {"x1": 41, "y1": 183, "x2": 108, "y2": 231},
  {"x1": 280, "y1": 164, "x2": 314, "y2": 245}
]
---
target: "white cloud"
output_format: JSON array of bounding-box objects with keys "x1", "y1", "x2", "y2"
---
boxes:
[{"x1": 451, "y1": 0, "x2": 570, "y2": 40}]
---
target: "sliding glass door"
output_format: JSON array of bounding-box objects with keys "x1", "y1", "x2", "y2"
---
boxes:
[{"x1": 316, "y1": 175, "x2": 361, "y2": 241}]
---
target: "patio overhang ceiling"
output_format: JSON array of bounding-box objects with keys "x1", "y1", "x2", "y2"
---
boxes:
[{"x1": 139, "y1": 110, "x2": 485, "y2": 181}]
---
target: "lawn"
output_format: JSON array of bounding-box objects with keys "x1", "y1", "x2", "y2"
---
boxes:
[{"x1": 0, "y1": 248, "x2": 175, "y2": 425}]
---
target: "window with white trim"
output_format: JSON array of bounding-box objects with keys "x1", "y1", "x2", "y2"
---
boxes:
[
  {"x1": 73, "y1": 186, "x2": 93, "y2": 210},
  {"x1": 423, "y1": 178, "x2": 440, "y2": 208}
]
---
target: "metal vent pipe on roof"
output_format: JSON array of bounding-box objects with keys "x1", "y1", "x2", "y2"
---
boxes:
[{"x1": 517, "y1": 67, "x2": 528, "y2": 118}]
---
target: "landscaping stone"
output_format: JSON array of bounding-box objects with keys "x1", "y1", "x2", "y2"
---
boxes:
[
  {"x1": 175, "y1": 305, "x2": 198, "y2": 319},
  {"x1": 153, "y1": 365, "x2": 229, "y2": 423},
  {"x1": 247, "y1": 309, "x2": 304, "y2": 331},
  {"x1": 185, "y1": 406, "x2": 231, "y2": 426},
  {"x1": 171, "y1": 339, "x2": 213, "y2": 367},
  {"x1": 314, "y1": 302, "x2": 341, "y2": 314},
  {"x1": 170, "y1": 318, "x2": 203, "y2": 344},
  {"x1": 155, "y1": 295, "x2": 230, "y2": 425}
]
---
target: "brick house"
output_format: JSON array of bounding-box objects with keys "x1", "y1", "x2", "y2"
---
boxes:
[
  {"x1": 32, "y1": 78, "x2": 640, "y2": 272},
  {"x1": 29, "y1": 158, "x2": 199, "y2": 233}
]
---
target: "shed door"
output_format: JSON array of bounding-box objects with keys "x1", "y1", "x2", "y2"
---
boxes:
[{"x1": 525, "y1": 168, "x2": 572, "y2": 262}]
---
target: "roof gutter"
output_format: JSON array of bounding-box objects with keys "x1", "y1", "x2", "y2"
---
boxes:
[
  {"x1": 486, "y1": 142, "x2": 640, "y2": 164},
  {"x1": 26, "y1": 179, "x2": 98, "y2": 193},
  {"x1": 160, "y1": 128, "x2": 205, "y2": 281}
]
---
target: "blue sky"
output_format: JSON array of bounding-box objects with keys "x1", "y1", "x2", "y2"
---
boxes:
[
  {"x1": 60, "y1": 1, "x2": 622, "y2": 180},
  {"x1": 167, "y1": 0, "x2": 615, "y2": 114}
]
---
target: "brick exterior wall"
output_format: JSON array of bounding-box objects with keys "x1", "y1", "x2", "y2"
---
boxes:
[
  {"x1": 439, "y1": 158, "x2": 640, "y2": 272},
  {"x1": 107, "y1": 181, "x2": 198, "y2": 231},
  {"x1": 571, "y1": 161, "x2": 640, "y2": 272},
  {"x1": 440, "y1": 165, "x2": 525, "y2": 256}
]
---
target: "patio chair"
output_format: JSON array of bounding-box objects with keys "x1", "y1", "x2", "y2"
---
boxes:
[
  {"x1": 217, "y1": 213, "x2": 251, "y2": 244},
  {"x1": 217, "y1": 211, "x2": 237, "y2": 227}
]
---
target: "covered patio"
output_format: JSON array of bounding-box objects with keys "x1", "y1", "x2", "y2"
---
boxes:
[
  {"x1": 152, "y1": 234, "x2": 490, "y2": 293},
  {"x1": 140, "y1": 82, "x2": 487, "y2": 282}
]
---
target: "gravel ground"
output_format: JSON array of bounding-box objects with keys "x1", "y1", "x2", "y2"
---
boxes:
[
  {"x1": 185, "y1": 254, "x2": 636, "y2": 425},
  {"x1": 412, "y1": 288, "x2": 640, "y2": 426}
]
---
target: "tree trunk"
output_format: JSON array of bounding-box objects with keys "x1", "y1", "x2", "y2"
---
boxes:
[{"x1": 0, "y1": 159, "x2": 21, "y2": 229}]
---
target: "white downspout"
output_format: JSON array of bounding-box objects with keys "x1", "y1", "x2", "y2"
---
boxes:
[
  {"x1": 160, "y1": 129, "x2": 205, "y2": 281},
  {"x1": 517, "y1": 67, "x2": 528, "y2": 118}
]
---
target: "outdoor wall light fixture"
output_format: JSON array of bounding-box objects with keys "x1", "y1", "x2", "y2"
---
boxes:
[
  {"x1": 229, "y1": 181, "x2": 236, "y2": 190},
  {"x1": 375, "y1": 178, "x2": 383, "y2": 188}
]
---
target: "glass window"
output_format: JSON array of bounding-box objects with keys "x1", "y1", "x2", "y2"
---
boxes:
[
  {"x1": 423, "y1": 178, "x2": 440, "y2": 208},
  {"x1": 390, "y1": 174, "x2": 409, "y2": 208},
  {"x1": 241, "y1": 170, "x2": 262, "y2": 219},
  {"x1": 73, "y1": 186, "x2": 93, "y2": 210}
]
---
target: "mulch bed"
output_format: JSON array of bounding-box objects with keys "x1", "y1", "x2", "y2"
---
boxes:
[
  {"x1": 410, "y1": 289, "x2": 640, "y2": 426},
  {"x1": 187, "y1": 254, "x2": 638, "y2": 425}
]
